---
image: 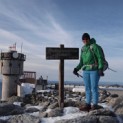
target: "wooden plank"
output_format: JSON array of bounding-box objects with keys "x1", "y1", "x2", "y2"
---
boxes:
[{"x1": 46, "y1": 47, "x2": 79, "y2": 60}]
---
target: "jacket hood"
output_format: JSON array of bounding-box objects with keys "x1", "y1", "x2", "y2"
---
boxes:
[{"x1": 90, "y1": 38, "x2": 96, "y2": 44}]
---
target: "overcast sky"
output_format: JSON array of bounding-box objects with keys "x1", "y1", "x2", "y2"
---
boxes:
[{"x1": 0, "y1": 0, "x2": 123, "y2": 83}]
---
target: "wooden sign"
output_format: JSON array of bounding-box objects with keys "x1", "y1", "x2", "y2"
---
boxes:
[
  {"x1": 46, "y1": 47, "x2": 79, "y2": 60},
  {"x1": 46, "y1": 44, "x2": 79, "y2": 108}
]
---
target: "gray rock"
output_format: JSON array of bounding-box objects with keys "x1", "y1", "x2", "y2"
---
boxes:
[
  {"x1": 23, "y1": 94, "x2": 31, "y2": 103},
  {"x1": 55, "y1": 115, "x2": 97, "y2": 123},
  {"x1": 99, "y1": 116, "x2": 119, "y2": 123},
  {"x1": 0, "y1": 119, "x2": 7, "y2": 123},
  {"x1": 0, "y1": 104, "x2": 24, "y2": 116},
  {"x1": 47, "y1": 108, "x2": 63, "y2": 117},
  {"x1": 39, "y1": 111, "x2": 47, "y2": 118},
  {"x1": 88, "y1": 109, "x2": 116, "y2": 117},
  {"x1": 108, "y1": 96, "x2": 123, "y2": 108},
  {"x1": 39, "y1": 107, "x2": 47, "y2": 112},
  {"x1": 117, "y1": 114, "x2": 123, "y2": 123},
  {"x1": 55, "y1": 115, "x2": 119, "y2": 123},
  {"x1": 114, "y1": 102, "x2": 123, "y2": 115},
  {"x1": 7, "y1": 96, "x2": 23, "y2": 104},
  {"x1": 25, "y1": 108, "x2": 39, "y2": 113},
  {"x1": 110, "y1": 94, "x2": 119, "y2": 98},
  {"x1": 64, "y1": 99, "x2": 75, "y2": 107},
  {"x1": 99, "y1": 95, "x2": 108, "y2": 103},
  {"x1": 24, "y1": 104, "x2": 33, "y2": 108},
  {"x1": 81, "y1": 92, "x2": 85, "y2": 97},
  {"x1": 39, "y1": 101, "x2": 50, "y2": 108},
  {"x1": 107, "y1": 96, "x2": 123, "y2": 115},
  {"x1": 48, "y1": 102, "x2": 59, "y2": 109},
  {"x1": 74, "y1": 101, "x2": 84, "y2": 107},
  {"x1": 7, "y1": 114, "x2": 40, "y2": 123},
  {"x1": 99, "y1": 90, "x2": 111, "y2": 103}
]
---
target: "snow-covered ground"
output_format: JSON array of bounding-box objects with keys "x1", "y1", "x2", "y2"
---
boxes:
[
  {"x1": 0, "y1": 103, "x2": 121, "y2": 123},
  {"x1": 20, "y1": 84, "x2": 123, "y2": 123},
  {"x1": 40, "y1": 102, "x2": 114, "y2": 123},
  {"x1": 41, "y1": 107, "x2": 87, "y2": 123},
  {"x1": 0, "y1": 83, "x2": 123, "y2": 123}
]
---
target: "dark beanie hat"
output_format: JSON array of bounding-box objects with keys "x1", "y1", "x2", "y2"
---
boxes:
[{"x1": 82, "y1": 33, "x2": 90, "y2": 40}]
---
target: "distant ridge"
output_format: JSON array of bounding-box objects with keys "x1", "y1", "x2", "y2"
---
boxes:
[{"x1": 48, "y1": 80, "x2": 123, "y2": 86}]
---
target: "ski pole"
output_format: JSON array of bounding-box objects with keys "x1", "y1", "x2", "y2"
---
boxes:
[
  {"x1": 77, "y1": 73, "x2": 83, "y2": 78},
  {"x1": 108, "y1": 67, "x2": 117, "y2": 72}
]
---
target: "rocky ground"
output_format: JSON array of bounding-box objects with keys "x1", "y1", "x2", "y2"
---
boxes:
[{"x1": 0, "y1": 87, "x2": 123, "y2": 123}]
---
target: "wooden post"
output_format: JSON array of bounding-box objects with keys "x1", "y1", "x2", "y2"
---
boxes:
[
  {"x1": 59, "y1": 44, "x2": 64, "y2": 108},
  {"x1": 46, "y1": 44, "x2": 79, "y2": 108}
]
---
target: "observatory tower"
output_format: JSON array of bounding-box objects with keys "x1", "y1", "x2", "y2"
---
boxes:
[{"x1": 0, "y1": 46, "x2": 26, "y2": 100}]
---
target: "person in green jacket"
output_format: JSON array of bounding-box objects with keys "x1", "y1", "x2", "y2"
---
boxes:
[{"x1": 73, "y1": 33, "x2": 104, "y2": 111}]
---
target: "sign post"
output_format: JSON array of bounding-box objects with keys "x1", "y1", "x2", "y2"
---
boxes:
[
  {"x1": 46, "y1": 44, "x2": 79, "y2": 108},
  {"x1": 59, "y1": 44, "x2": 64, "y2": 108}
]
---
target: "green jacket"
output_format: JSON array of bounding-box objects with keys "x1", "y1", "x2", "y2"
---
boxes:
[{"x1": 76, "y1": 38, "x2": 104, "y2": 71}]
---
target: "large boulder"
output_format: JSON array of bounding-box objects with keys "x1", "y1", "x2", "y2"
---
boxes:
[
  {"x1": 55, "y1": 115, "x2": 119, "y2": 123},
  {"x1": 114, "y1": 102, "x2": 123, "y2": 115},
  {"x1": 108, "y1": 96, "x2": 123, "y2": 115},
  {"x1": 39, "y1": 101, "x2": 50, "y2": 108},
  {"x1": 39, "y1": 107, "x2": 63, "y2": 118},
  {"x1": 88, "y1": 109, "x2": 116, "y2": 117},
  {"x1": 55, "y1": 115, "x2": 97, "y2": 123},
  {"x1": 0, "y1": 119, "x2": 7, "y2": 123},
  {"x1": 55, "y1": 108, "x2": 119, "y2": 123},
  {"x1": 48, "y1": 102, "x2": 59, "y2": 109},
  {"x1": 99, "y1": 116, "x2": 119, "y2": 123},
  {"x1": 47, "y1": 108, "x2": 63, "y2": 117},
  {"x1": 99, "y1": 90, "x2": 110, "y2": 103},
  {"x1": 25, "y1": 107, "x2": 40, "y2": 113},
  {"x1": 108, "y1": 96, "x2": 123, "y2": 108},
  {"x1": 0, "y1": 104, "x2": 24, "y2": 116},
  {"x1": 7, "y1": 114, "x2": 40, "y2": 123},
  {"x1": 6, "y1": 96, "x2": 23, "y2": 104}
]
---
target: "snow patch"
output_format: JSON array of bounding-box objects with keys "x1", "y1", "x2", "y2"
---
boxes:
[{"x1": 41, "y1": 107, "x2": 87, "y2": 123}]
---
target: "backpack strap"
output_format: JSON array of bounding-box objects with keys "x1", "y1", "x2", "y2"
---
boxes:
[{"x1": 89, "y1": 44, "x2": 98, "y2": 65}]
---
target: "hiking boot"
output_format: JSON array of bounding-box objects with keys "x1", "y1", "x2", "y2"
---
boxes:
[
  {"x1": 79, "y1": 103, "x2": 91, "y2": 112},
  {"x1": 91, "y1": 104, "x2": 103, "y2": 110}
]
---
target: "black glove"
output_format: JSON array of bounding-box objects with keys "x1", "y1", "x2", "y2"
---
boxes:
[
  {"x1": 73, "y1": 68, "x2": 79, "y2": 77},
  {"x1": 98, "y1": 69, "x2": 104, "y2": 76}
]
